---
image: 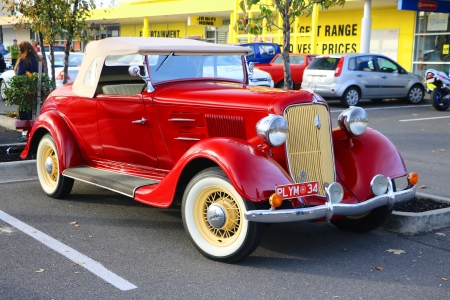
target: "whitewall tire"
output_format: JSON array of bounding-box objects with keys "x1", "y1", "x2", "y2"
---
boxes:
[
  {"x1": 182, "y1": 167, "x2": 264, "y2": 263},
  {"x1": 36, "y1": 134, "x2": 74, "y2": 198}
]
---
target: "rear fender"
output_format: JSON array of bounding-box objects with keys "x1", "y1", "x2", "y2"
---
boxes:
[
  {"x1": 332, "y1": 127, "x2": 407, "y2": 202},
  {"x1": 20, "y1": 110, "x2": 83, "y2": 171},
  {"x1": 134, "y1": 138, "x2": 294, "y2": 208}
]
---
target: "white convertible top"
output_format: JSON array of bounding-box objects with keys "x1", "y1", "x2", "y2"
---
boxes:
[{"x1": 72, "y1": 37, "x2": 251, "y2": 97}]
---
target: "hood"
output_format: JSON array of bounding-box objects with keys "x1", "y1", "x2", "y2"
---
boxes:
[{"x1": 152, "y1": 81, "x2": 316, "y2": 114}]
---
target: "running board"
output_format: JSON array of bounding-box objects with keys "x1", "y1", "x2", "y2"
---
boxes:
[{"x1": 63, "y1": 166, "x2": 160, "y2": 198}]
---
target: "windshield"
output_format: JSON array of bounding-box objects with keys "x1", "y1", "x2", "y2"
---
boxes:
[{"x1": 149, "y1": 54, "x2": 245, "y2": 83}]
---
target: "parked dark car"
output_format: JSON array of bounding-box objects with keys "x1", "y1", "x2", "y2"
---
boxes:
[
  {"x1": 237, "y1": 42, "x2": 281, "y2": 64},
  {"x1": 43, "y1": 45, "x2": 66, "y2": 52}
]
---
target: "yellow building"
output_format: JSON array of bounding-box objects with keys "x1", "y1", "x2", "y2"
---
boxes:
[
  {"x1": 3, "y1": 0, "x2": 450, "y2": 77},
  {"x1": 86, "y1": 0, "x2": 420, "y2": 72}
]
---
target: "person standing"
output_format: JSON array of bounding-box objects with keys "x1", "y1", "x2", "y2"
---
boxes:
[
  {"x1": 8, "y1": 39, "x2": 19, "y2": 66},
  {"x1": 15, "y1": 41, "x2": 44, "y2": 75},
  {"x1": 30, "y1": 39, "x2": 40, "y2": 52}
]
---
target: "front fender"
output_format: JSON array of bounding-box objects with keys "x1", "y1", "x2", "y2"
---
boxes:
[
  {"x1": 20, "y1": 110, "x2": 83, "y2": 172},
  {"x1": 332, "y1": 127, "x2": 407, "y2": 202},
  {"x1": 134, "y1": 138, "x2": 294, "y2": 208}
]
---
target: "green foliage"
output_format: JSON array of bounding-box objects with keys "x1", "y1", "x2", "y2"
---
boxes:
[
  {"x1": 6, "y1": 0, "x2": 96, "y2": 83},
  {"x1": 4, "y1": 72, "x2": 56, "y2": 112}
]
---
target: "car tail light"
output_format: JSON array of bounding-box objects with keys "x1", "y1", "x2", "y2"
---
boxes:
[
  {"x1": 56, "y1": 71, "x2": 70, "y2": 80},
  {"x1": 334, "y1": 57, "x2": 344, "y2": 77},
  {"x1": 425, "y1": 72, "x2": 434, "y2": 79}
]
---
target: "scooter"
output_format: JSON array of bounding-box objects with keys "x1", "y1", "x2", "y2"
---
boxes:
[{"x1": 425, "y1": 69, "x2": 450, "y2": 111}]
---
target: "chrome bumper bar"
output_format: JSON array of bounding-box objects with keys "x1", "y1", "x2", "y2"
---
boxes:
[{"x1": 244, "y1": 185, "x2": 416, "y2": 223}]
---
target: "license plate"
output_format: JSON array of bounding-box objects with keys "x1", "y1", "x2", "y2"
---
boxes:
[{"x1": 276, "y1": 181, "x2": 319, "y2": 199}]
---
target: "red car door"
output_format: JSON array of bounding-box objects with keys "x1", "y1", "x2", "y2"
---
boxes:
[{"x1": 96, "y1": 94, "x2": 158, "y2": 168}]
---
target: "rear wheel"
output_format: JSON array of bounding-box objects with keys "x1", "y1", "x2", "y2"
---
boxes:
[
  {"x1": 182, "y1": 167, "x2": 264, "y2": 263},
  {"x1": 331, "y1": 180, "x2": 396, "y2": 233},
  {"x1": 340, "y1": 86, "x2": 360, "y2": 107},
  {"x1": 405, "y1": 84, "x2": 424, "y2": 104},
  {"x1": 36, "y1": 134, "x2": 74, "y2": 198},
  {"x1": 431, "y1": 87, "x2": 450, "y2": 111}
]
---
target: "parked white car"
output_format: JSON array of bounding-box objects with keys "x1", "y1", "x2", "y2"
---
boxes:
[
  {"x1": 0, "y1": 52, "x2": 84, "y2": 101},
  {"x1": 250, "y1": 68, "x2": 274, "y2": 88}
]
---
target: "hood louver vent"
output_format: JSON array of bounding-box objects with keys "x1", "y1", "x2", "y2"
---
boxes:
[{"x1": 206, "y1": 115, "x2": 246, "y2": 140}]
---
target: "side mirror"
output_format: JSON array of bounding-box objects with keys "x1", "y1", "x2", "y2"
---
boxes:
[
  {"x1": 248, "y1": 62, "x2": 254, "y2": 80},
  {"x1": 128, "y1": 65, "x2": 141, "y2": 77}
]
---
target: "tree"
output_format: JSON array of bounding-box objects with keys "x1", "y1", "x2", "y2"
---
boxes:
[
  {"x1": 237, "y1": 0, "x2": 345, "y2": 89},
  {"x1": 7, "y1": 0, "x2": 96, "y2": 84}
]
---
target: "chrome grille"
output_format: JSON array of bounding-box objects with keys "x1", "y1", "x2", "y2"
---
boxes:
[{"x1": 284, "y1": 104, "x2": 335, "y2": 196}]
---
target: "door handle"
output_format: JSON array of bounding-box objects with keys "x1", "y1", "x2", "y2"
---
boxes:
[
  {"x1": 382, "y1": 76, "x2": 387, "y2": 79},
  {"x1": 132, "y1": 118, "x2": 147, "y2": 124}
]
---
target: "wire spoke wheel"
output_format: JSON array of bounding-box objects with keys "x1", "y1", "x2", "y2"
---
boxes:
[
  {"x1": 182, "y1": 167, "x2": 264, "y2": 263},
  {"x1": 195, "y1": 187, "x2": 242, "y2": 247},
  {"x1": 36, "y1": 134, "x2": 74, "y2": 198}
]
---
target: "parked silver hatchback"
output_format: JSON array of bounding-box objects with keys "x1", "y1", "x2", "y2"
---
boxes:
[{"x1": 301, "y1": 53, "x2": 425, "y2": 107}]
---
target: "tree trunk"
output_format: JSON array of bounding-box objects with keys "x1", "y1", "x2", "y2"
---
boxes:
[
  {"x1": 38, "y1": 32, "x2": 48, "y2": 76},
  {"x1": 282, "y1": 4, "x2": 293, "y2": 90}
]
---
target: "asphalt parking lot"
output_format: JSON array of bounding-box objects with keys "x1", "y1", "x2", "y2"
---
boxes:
[{"x1": 0, "y1": 97, "x2": 449, "y2": 299}]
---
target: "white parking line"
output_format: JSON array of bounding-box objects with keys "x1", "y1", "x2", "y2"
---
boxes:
[
  {"x1": 399, "y1": 116, "x2": 450, "y2": 122},
  {"x1": 0, "y1": 210, "x2": 137, "y2": 291},
  {"x1": 330, "y1": 104, "x2": 431, "y2": 113}
]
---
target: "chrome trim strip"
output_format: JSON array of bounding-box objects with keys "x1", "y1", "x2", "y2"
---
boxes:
[
  {"x1": 169, "y1": 118, "x2": 196, "y2": 122},
  {"x1": 174, "y1": 137, "x2": 201, "y2": 141},
  {"x1": 244, "y1": 185, "x2": 416, "y2": 223}
]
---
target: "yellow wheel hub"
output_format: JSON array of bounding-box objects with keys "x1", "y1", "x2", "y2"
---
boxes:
[
  {"x1": 40, "y1": 144, "x2": 58, "y2": 188},
  {"x1": 194, "y1": 186, "x2": 242, "y2": 247}
]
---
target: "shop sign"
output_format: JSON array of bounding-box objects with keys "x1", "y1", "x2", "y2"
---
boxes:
[
  {"x1": 188, "y1": 16, "x2": 223, "y2": 27},
  {"x1": 398, "y1": 0, "x2": 450, "y2": 13}
]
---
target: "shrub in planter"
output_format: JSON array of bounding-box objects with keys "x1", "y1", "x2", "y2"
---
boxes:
[{"x1": 4, "y1": 72, "x2": 55, "y2": 119}]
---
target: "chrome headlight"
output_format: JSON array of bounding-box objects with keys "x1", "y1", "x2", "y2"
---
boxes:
[
  {"x1": 371, "y1": 174, "x2": 389, "y2": 196},
  {"x1": 338, "y1": 107, "x2": 368, "y2": 136},
  {"x1": 256, "y1": 115, "x2": 288, "y2": 147}
]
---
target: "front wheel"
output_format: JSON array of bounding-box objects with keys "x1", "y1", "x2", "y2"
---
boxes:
[
  {"x1": 340, "y1": 87, "x2": 360, "y2": 107},
  {"x1": 36, "y1": 134, "x2": 74, "y2": 198},
  {"x1": 182, "y1": 167, "x2": 264, "y2": 263},
  {"x1": 431, "y1": 87, "x2": 450, "y2": 111},
  {"x1": 405, "y1": 84, "x2": 424, "y2": 104},
  {"x1": 331, "y1": 180, "x2": 396, "y2": 233}
]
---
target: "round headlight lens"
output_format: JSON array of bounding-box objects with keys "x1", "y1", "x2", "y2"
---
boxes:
[
  {"x1": 371, "y1": 174, "x2": 389, "y2": 196},
  {"x1": 256, "y1": 115, "x2": 288, "y2": 147},
  {"x1": 338, "y1": 107, "x2": 368, "y2": 136}
]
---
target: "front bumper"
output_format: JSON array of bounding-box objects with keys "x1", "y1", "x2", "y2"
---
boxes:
[{"x1": 244, "y1": 184, "x2": 416, "y2": 223}]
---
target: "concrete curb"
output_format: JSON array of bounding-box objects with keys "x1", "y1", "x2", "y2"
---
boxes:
[
  {"x1": 381, "y1": 193, "x2": 450, "y2": 234},
  {"x1": 0, "y1": 160, "x2": 38, "y2": 183},
  {"x1": 0, "y1": 115, "x2": 17, "y2": 131},
  {"x1": 0, "y1": 158, "x2": 449, "y2": 234}
]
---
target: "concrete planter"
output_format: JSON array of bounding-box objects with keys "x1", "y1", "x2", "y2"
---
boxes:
[
  {"x1": 0, "y1": 114, "x2": 18, "y2": 130},
  {"x1": 381, "y1": 193, "x2": 450, "y2": 234}
]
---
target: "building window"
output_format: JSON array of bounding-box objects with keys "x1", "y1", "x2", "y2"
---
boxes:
[{"x1": 414, "y1": 12, "x2": 450, "y2": 76}]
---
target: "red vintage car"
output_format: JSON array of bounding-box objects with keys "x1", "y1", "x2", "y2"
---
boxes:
[
  {"x1": 20, "y1": 37, "x2": 417, "y2": 263},
  {"x1": 255, "y1": 53, "x2": 317, "y2": 89}
]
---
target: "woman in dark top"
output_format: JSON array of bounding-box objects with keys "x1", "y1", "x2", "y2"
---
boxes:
[{"x1": 14, "y1": 41, "x2": 45, "y2": 75}]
